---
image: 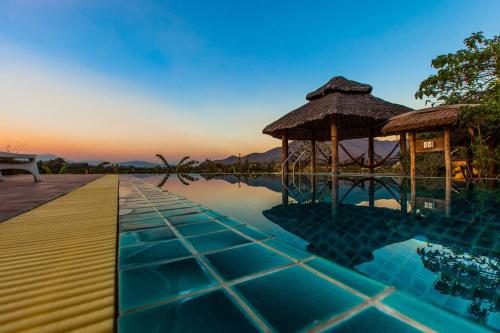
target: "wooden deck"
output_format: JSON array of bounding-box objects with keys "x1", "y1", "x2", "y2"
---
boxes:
[{"x1": 0, "y1": 174, "x2": 102, "y2": 222}]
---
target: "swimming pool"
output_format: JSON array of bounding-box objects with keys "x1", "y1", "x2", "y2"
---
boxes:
[{"x1": 134, "y1": 173, "x2": 499, "y2": 331}]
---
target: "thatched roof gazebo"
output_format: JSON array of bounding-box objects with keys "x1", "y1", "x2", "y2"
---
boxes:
[
  {"x1": 382, "y1": 104, "x2": 470, "y2": 134},
  {"x1": 382, "y1": 104, "x2": 475, "y2": 179},
  {"x1": 263, "y1": 76, "x2": 412, "y2": 173}
]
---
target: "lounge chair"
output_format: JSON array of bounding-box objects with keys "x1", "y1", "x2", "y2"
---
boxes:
[{"x1": 0, "y1": 152, "x2": 42, "y2": 182}]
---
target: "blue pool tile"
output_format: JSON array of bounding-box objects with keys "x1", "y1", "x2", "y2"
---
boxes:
[
  {"x1": 188, "y1": 230, "x2": 252, "y2": 253},
  {"x1": 120, "y1": 227, "x2": 177, "y2": 247},
  {"x1": 119, "y1": 290, "x2": 258, "y2": 333},
  {"x1": 324, "y1": 307, "x2": 421, "y2": 333},
  {"x1": 120, "y1": 212, "x2": 161, "y2": 223},
  {"x1": 119, "y1": 218, "x2": 166, "y2": 232},
  {"x1": 306, "y1": 257, "x2": 386, "y2": 297},
  {"x1": 119, "y1": 239, "x2": 191, "y2": 268},
  {"x1": 120, "y1": 207, "x2": 157, "y2": 215},
  {"x1": 119, "y1": 258, "x2": 218, "y2": 311},
  {"x1": 204, "y1": 210, "x2": 227, "y2": 219},
  {"x1": 236, "y1": 225, "x2": 273, "y2": 241},
  {"x1": 176, "y1": 221, "x2": 228, "y2": 237},
  {"x1": 235, "y1": 265, "x2": 364, "y2": 332},
  {"x1": 382, "y1": 292, "x2": 490, "y2": 333},
  {"x1": 160, "y1": 207, "x2": 203, "y2": 218},
  {"x1": 168, "y1": 213, "x2": 213, "y2": 225},
  {"x1": 216, "y1": 216, "x2": 244, "y2": 227},
  {"x1": 205, "y1": 243, "x2": 292, "y2": 281},
  {"x1": 156, "y1": 203, "x2": 195, "y2": 211},
  {"x1": 264, "y1": 239, "x2": 313, "y2": 260}
]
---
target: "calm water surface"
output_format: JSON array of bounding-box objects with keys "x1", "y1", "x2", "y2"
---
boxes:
[{"x1": 137, "y1": 173, "x2": 500, "y2": 330}]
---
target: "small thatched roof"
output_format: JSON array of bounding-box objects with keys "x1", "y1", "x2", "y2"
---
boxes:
[
  {"x1": 263, "y1": 76, "x2": 412, "y2": 141},
  {"x1": 382, "y1": 104, "x2": 475, "y2": 134}
]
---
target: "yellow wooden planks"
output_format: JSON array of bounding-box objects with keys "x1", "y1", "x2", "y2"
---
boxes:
[{"x1": 0, "y1": 175, "x2": 118, "y2": 333}]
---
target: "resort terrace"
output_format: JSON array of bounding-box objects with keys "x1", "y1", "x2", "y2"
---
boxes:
[{"x1": 0, "y1": 173, "x2": 497, "y2": 332}]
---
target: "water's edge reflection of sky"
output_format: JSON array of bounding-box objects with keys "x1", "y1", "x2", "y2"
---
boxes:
[{"x1": 137, "y1": 173, "x2": 500, "y2": 331}]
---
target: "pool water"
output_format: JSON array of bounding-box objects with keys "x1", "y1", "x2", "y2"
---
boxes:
[{"x1": 136, "y1": 173, "x2": 500, "y2": 331}]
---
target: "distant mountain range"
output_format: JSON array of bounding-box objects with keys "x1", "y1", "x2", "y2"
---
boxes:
[
  {"x1": 214, "y1": 138, "x2": 399, "y2": 165},
  {"x1": 35, "y1": 154, "x2": 159, "y2": 168},
  {"x1": 34, "y1": 138, "x2": 398, "y2": 168}
]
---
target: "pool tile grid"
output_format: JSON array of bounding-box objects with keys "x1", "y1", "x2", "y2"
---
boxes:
[
  {"x1": 117, "y1": 177, "x2": 492, "y2": 333},
  {"x1": 119, "y1": 180, "x2": 272, "y2": 331},
  {"x1": 118, "y1": 180, "x2": 422, "y2": 331}
]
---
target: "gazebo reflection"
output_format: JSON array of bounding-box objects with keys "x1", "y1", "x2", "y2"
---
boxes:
[{"x1": 264, "y1": 175, "x2": 499, "y2": 326}]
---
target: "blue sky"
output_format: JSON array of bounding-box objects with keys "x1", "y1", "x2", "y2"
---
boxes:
[{"x1": 0, "y1": 0, "x2": 499, "y2": 161}]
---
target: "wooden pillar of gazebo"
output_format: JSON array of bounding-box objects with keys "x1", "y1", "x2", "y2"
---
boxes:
[
  {"x1": 331, "y1": 118, "x2": 339, "y2": 174},
  {"x1": 368, "y1": 178, "x2": 375, "y2": 207},
  {"x1": 408, "y1": 131, "x2": 417, "y2": 179},
  {"x1": 444, "y1": 127, "x2": 451, "y2": 179},
  {"x1": 311, "y1": 139, "x2": 317, "y2": 173},
  {"x1": 282, "y1": 173, "x2": 289, "y2": 206},
  {"x1": 399, "y1": 132, "x2": 406, "y2": 174},
  {"x1": 281, "y1": 132, "x2": 288, "y2": 173},
  {"x1": 331, "y1": 174, "x2": 339, "y2": 210},
  {"x1": 400, "y1": 178, "x2": 408, "y2": 214},
  {"x1": 368, "y1": 128, "x2": 374, "y2": 173}
]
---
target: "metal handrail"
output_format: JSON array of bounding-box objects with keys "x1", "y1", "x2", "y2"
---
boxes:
[
  {"x1": 281, "y1": 150, "x2": 300, "y2": 173},
  {"x1": 292, "y1": 149, "x2": 311, "y2": 175}
]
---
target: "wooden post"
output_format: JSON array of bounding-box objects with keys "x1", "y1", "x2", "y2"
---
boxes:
[
  {"x1": 445, "y1": 177, "x2": 451, "y2": 217},
  {"x1": 282, "y1": 132, "x2": 288, "y2": 173},
  {"x1": 410, "y1": 176, "x2": 417, "y2": 215},
  {"x1": 332, "y1": 174, "x2": 339, "y2": 210},
  {"x1": 331, "y1": 118, "x2": 339, "y2": 174},
  {"x1": 400, "y1": 178, "x2": 408, "y2": 214},
  {"x1": 368, "y1": 178, "x2": 375, "y2": 208},
  {"x1": 282, "y1": 173, "x2": 289, "y2": 206},
  {"x1": 311, "y1": 174, "x2": 317, "y2": 203},
  {"x1": 400, "y1": 132, "x2": 407, "y2": 174},
  {"x1": 444, "y1": 127, "x2": 451, "y2": 179},
  {"x1": 368, "y1": 128, "x2": 374, "y2": 173},
  {"x1": 311, "y1": 139, "x2": 317, "y2": 173},
  {"x1": 408, "y1": 131, "x2": 416, "y2": 179}
]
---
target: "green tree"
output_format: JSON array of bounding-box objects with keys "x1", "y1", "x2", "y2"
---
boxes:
[{"x1": 415, "y1": 32, "x2": 499, "y2": 177}]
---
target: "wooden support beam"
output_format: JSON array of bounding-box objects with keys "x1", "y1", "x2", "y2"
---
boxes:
[
  {"x1": 311, "y1": 139, "x2": 317, "y2": 173},
  {"x1": 444, "y1": 127, "x2": 451, "y2": 179},
  {"x1": 400, "y1": 178, "x2": 408, "y2": 214},
  {"x1": 282, "y1": 132, "x2": 288, "y2": 173},
  {"x1": 311, "y1": 174, "x2": 317, "y2": 203},
  {"x1": 410, "y1": 176, "x2": 417, "y2": 215},
  {"x1": 282, "y1": 173, "x2": 289, "y2": 206},
  {"x1": 368, "y1": 178, "x2": 375, "y2": 207},
  {"x1": 332, "y1": 174, "x2": 339, "y2": 210},
  {"x1": 445, "y1": 177, "x2": 451, "y2": 217},
  {"x1": 400, "y1": 132, "x2": 406, "y2": 174},
  {"x1": 331, "y1": 118, "x2": 339, "y2": 174},
  {"x1": 408, "y1": 131, "x2": 416, "y2": 179},
  {"x1": 368, "y1": 129, "x2": 374, "y2": 173}
]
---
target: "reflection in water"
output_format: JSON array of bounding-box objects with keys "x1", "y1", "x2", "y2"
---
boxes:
[{"x1": 142, "y1": 173, "x2": 499, "y2": 330}]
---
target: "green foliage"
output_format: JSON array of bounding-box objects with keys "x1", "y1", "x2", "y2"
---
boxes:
[
  {"x1": 156, "y1": 154, "x2": 170, "y2": 168},
  {"x1": 416, "y1": 32, "x2": 499, "y2": 177},
  {"x1": 415, "y1": 32, "x2": 499, "y2": 105},
  {"x1": 38, "y1": 158, "x2": 69, "y2": 174}
]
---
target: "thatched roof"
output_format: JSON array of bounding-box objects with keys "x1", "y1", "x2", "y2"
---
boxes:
[
  {"x1": 382, "y1": 104, "x2": 475, "y2": 134},
  {"x1": 263, "y1": 76, "x2": 412, "y2": 141}
]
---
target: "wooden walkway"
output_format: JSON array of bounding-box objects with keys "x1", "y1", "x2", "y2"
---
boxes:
[{"x1": 0, "y1": 175, "x2": 118, "y2": 333}]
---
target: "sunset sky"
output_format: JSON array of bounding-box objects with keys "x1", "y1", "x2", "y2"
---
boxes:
[{"x1": 1, "y1": 0, "x2": 499, "y2": 162}]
